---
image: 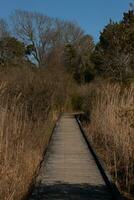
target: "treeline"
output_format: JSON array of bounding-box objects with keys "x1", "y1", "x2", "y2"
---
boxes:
[
  {"x1": 92, "y1": 10, "x2": 134, "y2": 81},
  {"x1": 0, "y1": 10, "x2": 95, "y2": 85},
  {"x1": 1, "y1": 8, "x2": 134, "y2": 83},
  {"x1": 64, "y1": 8, "x2": 134, "y2": 83}
]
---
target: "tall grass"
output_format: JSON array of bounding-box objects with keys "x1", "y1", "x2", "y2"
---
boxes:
[
  {"x1": 0, "y1": 66, "x2": 69, "y2": 200},
  {"x1": 81, "y1": 80, "x2": 134, "y2": 198}
]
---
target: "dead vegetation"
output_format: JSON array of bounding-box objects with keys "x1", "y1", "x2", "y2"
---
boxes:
[
  {"x1": 0, "y1": 65, "x2": 70, "y2": 200},
  {"x1": 80, "y1": 80, "x2": 134, "y2": 198}
]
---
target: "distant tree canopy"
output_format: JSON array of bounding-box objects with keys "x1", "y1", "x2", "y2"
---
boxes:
[
  {"x1": 1, "y1": 8, "x2": 134, "y2": 83},
  {"x1": 64, "y1": 35, "x2": 95, "y2": 84},
  {"x1": 9, "y1": 9, "x2": 96, "y2": 84},
  {"x1": 11, "y1": 10, "x2": 84, "y2": 67},
  {"x1": 0, "y1": 36, "x2": 25, "y2": 66},
  {"x1": 92, "y1": 10, "x2": 134, "y2": 81}
]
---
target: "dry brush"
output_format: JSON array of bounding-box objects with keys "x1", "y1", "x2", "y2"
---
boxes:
[
  {"x1": 0, "y1": 66, "x2": 70, "y2": 200},
  {"x1": 80, "y1": 80, "x2": 134, "y2": 198}
]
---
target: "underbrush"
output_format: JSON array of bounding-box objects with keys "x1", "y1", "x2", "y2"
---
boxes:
[
  {"x1": 0, "y1": 66, "x2": 69, "y2": 200},
  {"x1": 79, "y1": 80, "x2": 134, "y2": 199}
]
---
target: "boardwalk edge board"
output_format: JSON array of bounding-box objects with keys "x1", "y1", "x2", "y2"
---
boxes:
[
  {"x1": 75, "y1": 114, "x2": 124, "y2": 200},
  {"x1": 23, "y1": 114, "x2": 61, "y2": 200}
]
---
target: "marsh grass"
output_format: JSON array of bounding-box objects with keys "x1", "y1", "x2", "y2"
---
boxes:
[
  {"x1": 81, "y1": 80, "x2": 134, "y2": 198},
  {"x1": 0, "y1": 66, "x2": 69, "y2": 200}
]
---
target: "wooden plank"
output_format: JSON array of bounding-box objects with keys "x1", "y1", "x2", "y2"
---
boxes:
[{"x1": 29, "y1": 114, "x2": 113, "y2": 200}]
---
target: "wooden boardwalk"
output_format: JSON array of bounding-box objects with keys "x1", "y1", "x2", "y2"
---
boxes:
[{"x1": 29, "y1": 114, "x2": 113, "y2": 200}]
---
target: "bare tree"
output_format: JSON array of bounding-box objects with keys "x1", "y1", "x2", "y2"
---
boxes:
[
  {"x1": 54, "y1": 19, "x2": 84, "y2": 45},
  {"x1": 11, "y1": 10, "x2": 84, "y2": 67},
  {"x1": 11, "y1": 10, "x2": 54, "y2": 66}
]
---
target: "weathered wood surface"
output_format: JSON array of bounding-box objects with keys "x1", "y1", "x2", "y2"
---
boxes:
[{"x1": 29, "y1": 114, "x2": 113, "y2": 200}]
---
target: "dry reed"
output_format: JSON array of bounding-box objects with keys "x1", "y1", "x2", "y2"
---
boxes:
[
  {"x1": 0, "y1": 66, "x2": 69, "y2": 200},
  {"x1": 81, "y1": 80, "x2": 134, "y2": 198}
]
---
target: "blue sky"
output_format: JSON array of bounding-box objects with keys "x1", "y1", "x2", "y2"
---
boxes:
[{"x1": 0, "y1": 0, "x2": 131, "y2": 42}]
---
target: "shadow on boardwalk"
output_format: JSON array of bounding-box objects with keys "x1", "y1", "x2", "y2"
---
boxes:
[{"x1": 28, "y1": 182, "x2": 112, "y2": 200}]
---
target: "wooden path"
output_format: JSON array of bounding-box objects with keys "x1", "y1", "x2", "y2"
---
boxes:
[{"x1": 29, "y1": 114, "x2": 113, "y2": 200}]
